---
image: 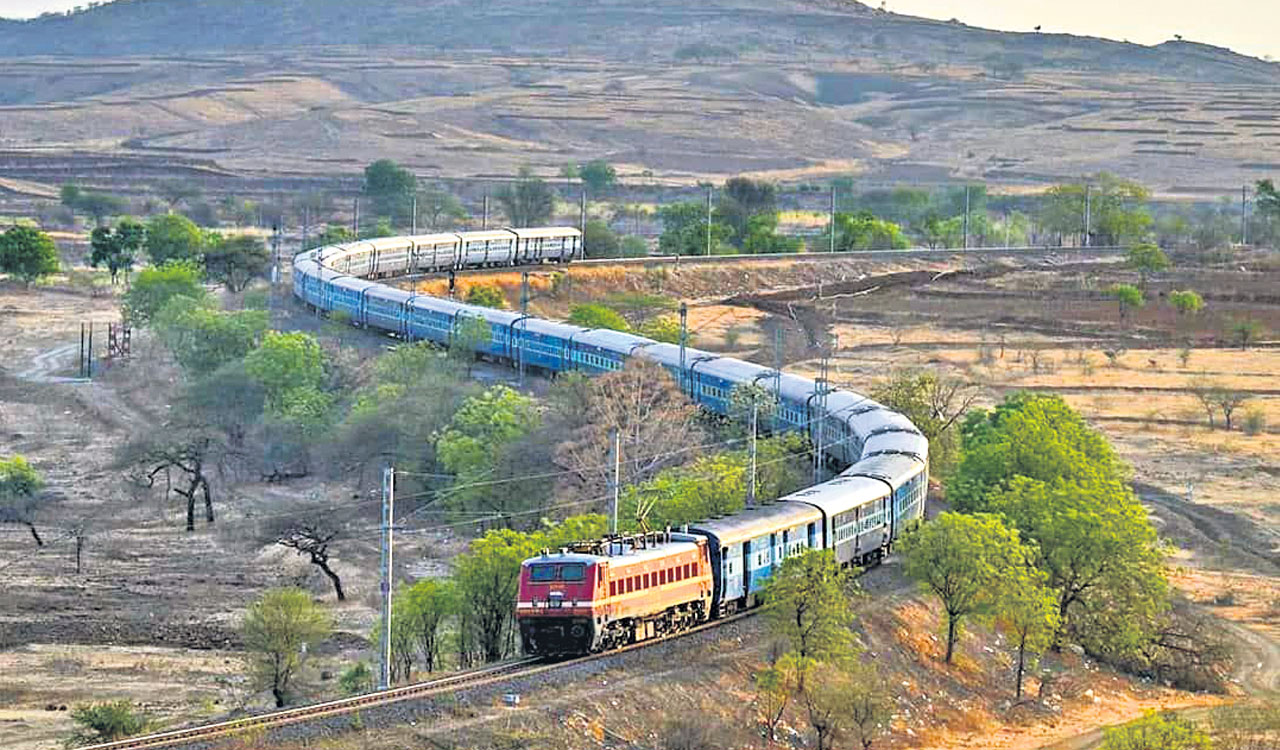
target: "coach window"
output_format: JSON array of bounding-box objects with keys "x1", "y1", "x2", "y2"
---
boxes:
[{"x1": 609, "y1": 581, "x2": 617, "y2": 597}]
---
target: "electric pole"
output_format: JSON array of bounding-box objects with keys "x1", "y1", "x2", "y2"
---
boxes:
[
  {"x1": 813, "y1": 350, "x2": 830, "y2": 483},
  {"x1": 1084, "y1": 183, "x2": 1092, "y2": 248},
  {"x1": 519, "y1": 271, "x2": 530, "y2": 385},
  {"x1": 747, "y1": 400, "x2": 758, "y2": 507},
  {"x1": 411, "y1": 193, "x2": 418, "y2": 236},
  {"x1": 608, "y1": 428, "x2": 621, "y2": 534},
  {"x1": 773, "y1": 326, "x2": 783, "y2": 431},
  {"x1": 963, "y1": 185, "x2": 971, "y2": 250},
  {"x1": 829, "y1": 185, "x2": 837, "y2": 254},
  {"x1": 482, "y1": 194, "x2": 489, "y2": 230},
  {"x1": 705, "y1": 186, "x2": 713, "y2": 256},
  {"x1": 301, "y1": 205, "x2": 309, "y2": 254},
  {"x1": 379, "y1": 467, "x2": 395, "y2": 690},
  {"x1": 678, "y1": 302, "x2": 689, "y2": 394},
  {"x1": 1242, "y1": 185, "x2": 1250, "y2": 245},
  {"x1": 353, "y1": 197, "x2": 360, "y2": 238}
]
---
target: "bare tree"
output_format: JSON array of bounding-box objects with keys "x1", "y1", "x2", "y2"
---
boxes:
[
  {"x1": 1211, "y1": 388, "x2": 1249, "y2": 432},
  {"x1": 260, "y1": 512, "x2": 351, "y2": 601},
  {"x1": 123, "y1": 428, "x2": 216, "y2": 532},
  {"x1": 556, "y1": 359, "x2": 701, "y2": 499}
]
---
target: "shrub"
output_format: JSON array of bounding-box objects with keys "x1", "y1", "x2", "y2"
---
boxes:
[
  {"x1": 1242, "y1": 407, "x2": 1266, "y2": 436},
  {"x1": 464, "y1": 284, "x2": 507, "y2": 309},
  {"x1": 69, "y1": 701, "x2": 153, "y2": 744},
  {"x1": 567, "y1": 304, "x2": 630, "y2": 332}
]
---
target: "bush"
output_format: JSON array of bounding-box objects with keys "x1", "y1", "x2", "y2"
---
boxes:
[
  {"x1": 338, "y1": 662, "x2": 373, "y2": 696},
  {"x1": 1242, "y1": 407, "x2": 1266, "y2": 436},
  {"x1": 122, "y1": 262, "x2": 207, "y2": 325},
  {"x1": 568, "y1": 303, "x2": 630, "y2": 332},
  {"x1": 639, "y1": 315, "x2": 681, "y2": 344},
  {"x1": 464, "y1": 284, "x2": 507, "y2": 309},
  {"x1": 69, "y1": 701, "x2": 152, "y2": 745}
]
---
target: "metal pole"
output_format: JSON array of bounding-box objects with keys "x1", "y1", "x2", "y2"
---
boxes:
[
  {"x1": 580, "y1": 190, "x2": 587, "y2": 235},
  {"x1": 86, "y1": 323, "x2": 93, "y2": 379},
  {"x1": 773, "y1": 326, "x2": 783, "y2": 430},
  {"x1": 353, "y1": 197, "x2": 360, "y2": 238},
  {"x1": 1242, "y1": 185, "x2": 1249, "y2": 245},
  {"x1": 519, "y1": 272, "x2": 529, "y2": 385},
  {"x1": 829, "y1": 185, "x2": 836, "y2": 253},
  {"x1": 482, "y1": 194, "x2": 489, "y2": 230},
  {"x1": 705, "y1": 187, "x2": 712, "y2": 256},
  {"x1": 963, "y1": 185, "x2": 971, "y2": 250},
  {"x1": 411, "y1": 193, "x2": 418, "y2": 236},
  {"x1": 678, "y1": 303, "x2": 688, "y2": 394},
  {"x1": 608, "y1": 428, "x2": 620, "y2": 534},
  {"x1": 301, "y1": 206, "x2": 309, "y2": 253},
  {"x1": 1084, "y1": 184, "x2": 1092, "y2": 248},
  {"x1": 747, "y1": 401, "x2": 758, "y2": 507},
  {"x1": 79, "y1": 323, "x2": 85, "y2": 378},
  {"x1": 379, "y1": 467, "x2": 395, "y2": 689}
]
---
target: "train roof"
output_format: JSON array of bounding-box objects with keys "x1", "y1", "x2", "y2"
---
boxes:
[
  {"x1": 637, "y1": 342, "x2": 717, "y2": 369},
  {"x1": 405, "y1": 232, "x2": 463, "y2": 245},
  {"x1": 476, "y1": 307, "x2": 528, "y2": 326},
  {"x1": 366, "y1": 236, "x2": 415, "y2": 251},
  {"x1": 332, "y1": 275, "x2": 380, "y2": 292},
  {"x1": 840, "y1": 452, "x2": 926, "y2": 486},
  {"x1": 782, "y1": 474, "x2": 890, "y2": 516},
  {"x1": 458, "y1": 229, "x2": 518, "y2": 243},
  {"x1": 409, "y1": 295, "x2": 472, "y2": 315},
  {"x1": 691, "y1": 356, "x2": 774, "y2": 384},
  {"x1": 522, "y1": 539, "x2": 700, "y2": 568},
  {"x1": 774, "y1": 373, "x2": 819, "y2": 404},
  {"x1": 509, "y1": 226, "x2": 582, "y2": 239},
  {"x1": 861, "y1": 432, "x2": 930, "y2": 460},
  {"x1": 372, "y1": 286, "x2": 414, "y2": 303},
  {"x1": 690, "y1": 501, "x2": 822, "y2": 546},
  {"x1": 571, "y1": 328, "x2": 655, "y2": 354}
]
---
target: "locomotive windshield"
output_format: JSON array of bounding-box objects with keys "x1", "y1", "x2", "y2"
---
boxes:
[{"x1": 527, "y1": 563, "x2": 586, "y2": 582}]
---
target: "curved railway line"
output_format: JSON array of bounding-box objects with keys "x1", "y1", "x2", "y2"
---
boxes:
[{"x1": 81, "y1": 613, "x2": 757, "y2": 750}]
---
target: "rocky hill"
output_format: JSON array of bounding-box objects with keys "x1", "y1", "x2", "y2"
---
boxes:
[{"x1": 0, "y1": 0, "x2": 1277, "y2": 192}]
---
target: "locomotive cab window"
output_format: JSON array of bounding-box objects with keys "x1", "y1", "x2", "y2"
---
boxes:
[
  {"x1": 560, "y1": 564, "x2": 585, "y2": 582},
  {"x1": 530, "y1": 565, "x2": 556, "y2": 582}
]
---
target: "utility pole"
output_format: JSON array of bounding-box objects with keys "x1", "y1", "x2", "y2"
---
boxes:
[
  {"x1": 608, "y1": 428, "x2": 621, "y2": 534},
  {"x1": 963, "y1": 185, "x2": 971, "y2": 250},
  {"x1": 411, "y1": 193, "x2": 418, "y2": 236},
  {"x1": 678, "y1": 302, "x2": 689, "y2": 394},
  {"x1": 829, "y1": 185, "x2": 837, "y2": 254},
  {"x1": 747, "y1": 400, "x2": 758, "y2": 507},
  {"x1": 580, "y1": 190, "x2": 587, "y2": 235},
  {"x1": 1242, "y1": 185, "x2": 1249, "y2": 245},
  {"x1": 353, "y1": 197, "x2": 360, "y2": 238},
  {"x1": 519, "y1": 271, "x2": 530, "y2": 385},
  {"x1": 379, "y1": 467, "x2": 395, "y2": 690},
  {"x1": 705, "y1": 186, "x2": 713, "y2": 256},
  {"x1": 301, "y1": 206, "x2": 309, "y2": 253},
  {"x1": 773, "y1": 325, "x2": 783, "y2": 431},
  {"x1": 1084, "y1": 184, "x2": 1092, "y2": 248},
  {"x1": 813, "y1": 350, "x2": 830, "y2": 484},
  {"x1": 482, "y1": 194, "x2": 490, "y2": 230}
]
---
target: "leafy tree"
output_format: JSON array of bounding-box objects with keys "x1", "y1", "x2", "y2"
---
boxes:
[
  {"x1": 1109, "y1": 283, "x2": 1145, "y2": 323},
  {"x1": 304, "y1": 224, "x2": 355, "y2": 251},
  {"x1": 755, "y1": 651, "x2": 802, "y2": 743},
  {"x1": 568, "y1": 303, "x2": 630, "y2": 332},
  {"x1": 658, "y1": 201, "x2": 732, "y2": 256},
  {"x1": 122, "y1": 262, "x2": 207, "y2": 325},
  {"x1": 181, "y1": 360, "x2": 266, "y2": 452},
  {"x1": 436, "y1": 386, "x2": 540, "y2": 511},
  {"x1": 1040, "y1": 174, "x2": 1152, "y2": 245},
  {"x1": 1126, "y1": 242, "x2": 1170, "y2": 286},
  {"x1": 583, "y1": 219, "x2": 621, "y2": 258},
  {"x1": 154, "y1": 296, "x2": 267, "y2": 376},
  {"x1": 718, "y1": 177, "x2": 778, "y2": 242},
  {"x1": 243, "y1": 331, "x2": 326, "y2": 411},
  {"x1": 0, "y1": 455, "x2": 44, "y2": 546},
  {"x1": 496, "y1": 167, "x2": 554, "y2": 227},
  {"x1": 604, "y1": 291, "x2": 678, "y2": 327},
  {"x1": 89, "y1": 220, "x2": 145, "y2": 284},
  {"x1": 363, "y1": 159, "x2": 417, "y2": 224},
  {"x1": 401, "y1": 579, "x2": 456, "y2": 673},
  {"x1": 241, "y1": 588, "x2": 331, "y2": 707},
  {"x1": 1229, "y1": 318, "x2": 1265, "y2": 350},
  {"x1": 68, "y1": 701, "x2": 153, "y2": 745},
  {"x1": 1169, "y1": 290, "x2": 1204, "y2": 316},
  {"x1": 989, "y1": 476, "x2": 1168, "y2": 656},
  {"x1": 742, "y1": 214, "x2": 803, "y2": 254},
  {"x1": 638, "y1": 315, "x2": 681, "y2": 344},
  {"x1": 949, "y1": 393, "x2": 1122, "y2": 512},
  {"x1": 450, "y1": 315, "x2": 491, "y2": 376},
  {"x1": 579, "y1": 159, "x2": 617, "y2": 193},
  {"x1": 995, "y1": 563, "x2": 1060, "y2": 699},
  {"x1": 828, "y1": 211, "x2": 911, "y2": 251},
  {"x1": 416, "y1": 185, "x2": 467, "y2": 230},
  {"x1": 620, "y1": 235, "x2": 648, "y2": 257},
  {"x1": 0, "y1": 225, "x2": 59, "y2": 286},
  {"x1": 1101, "y1": 710, "x2": 1212, "y2": 750},
  {"x1": 144, "y1": 213, "x2": 204, "y2": 266},
  {"x1": 453, "y1": 528, "x2": 542, "y2": 662},
  {"x1": 464, "y1": 283, "x2": 507, "y2": 309},
  {"x1": 1256, "y1": 179, "x2": 1280, "y2": 222},
  {"x1": 871, "y1": 369, "x2": 978, "y2": 476},
  {"x1": 359, "y1": 218, "x2": 395, "y2": 240},
  {"x1": 800, "y1": 660, "x2": 891, "y2": 750},
  {"x1": 203, "y1": 234, "x2": 269, "y2": 292},
  {"x1": 68, "y1": 190, "x2": 127, "y2": 226},
  {"x1": 60, "y1": 183, "x2": 82, "y2": 220},
  {"x1": 155, "y1": 179, "x2": 202, "y2": 212},
  {"x1": 763, "y1": 549, "x2": 859, "y2": 663},
  {"x1": 901, "y1": 512, "x2": 1027, "y2": 663}
]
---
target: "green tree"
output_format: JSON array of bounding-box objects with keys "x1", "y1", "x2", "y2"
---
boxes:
[
  {"x1": 828, "y1": 211, "x2": 911, "y2": 251},
  {"x1": 718, "y1": 177, "x2": 778, "y2": 242},
  {"x1": 567, "y1": 303, "x2": 631, "y2": 332},
  {"x1": 243, "y1": 331, "x2": 326, "y2": 410},
  {"x1": 70, "y1": 190, "x2": 127, "y2": 227},
  {"x1": 401, "y1": 579, "x2": 456, "y2": 673},
  {"x1": 1169, "y1": 290, "x2": 1204, "y2": 316},
  {"x1": 241, "y1": 588, "x2": 332, "y2": 707},
  {"x1": 638, "y1": 315, "x2": 681, "y2": 344},
  {"x1": 416, "y1": 185, "x2": 467, "y2": 230},
  {"x1": 583, "y1": 219, "x2": 621, "y2": 258},
  {"x1": 450, "y1": 315, "x2": 491, "y2": 376},
  {"x1": 579, "y1": 159, "x2": 617, "y2": 193},
  {"x1": 871, "y1": 369, "x2": 978, "y2": 476},
  {"x1": 154, "y1": 297, "x2": 267, "y2": 376},
  {"x1": 901, "y1": 512, "x2": 1027, "y2": 663},
  {"x1": 949, "y1": 393, "x2": 1122, "y2": 512},
  {"x1": 89, "y1": 220, "x2": 145, "y2": 284},
  {"x1": 1101, "y1": 711, "x2": 1212, "y2": 750},
  {"x1": 0, "y1": 225, "x2": 59, "y2": 286},
  {"x1": 122, "y1": 262, "x2": 207, "y2": 325},
  {"x1": 1229, "y1": 318, "x2": 1265, "y2": 350},
  {"x1": 360, "y1": 218, "x2": 395, "y2": 240},
  {"x1": 337, "y1": 662, "x2": 372, "y2": 696},
  {"x1": 1126, "y1": 242, "x2": 1170, "y2": 286},
  {"x1": 363, "y1": 159, "x2": 417, "y2": 224},
  {"x1": 436, "y1": 386, "x2": 540, "y2": 512},
  {"x1": 60, "y1": 183, "x2": 82, "y2": 221},
  {"x1": 1109, "y1": 283, "x2": 1145, "y2": 323},
  {"x1": 496, "y1": 167, "x2": 555, "y2": 227},
  {"x1": 1040, "y1": 174, "x2": 1152, "y2": 245},
  {"x1": 742, "y1": 214, "x2": 803, "y2": 254},
  {"x1": 145, "y1": 213, "x2": 204, "y2": 266},
  {"x1": 755, "y1": 651, "x2": 803, "y2": 744},
  {"x1": 800, "y1": 660, "x2": 892, "y2": 750},
  {"x1": 464, "y1": 283, "x2": 507, "y2": 309},
  {"x1": 1255, "y1": 179, "x2": 1280, "y2": 222},
  {"x1": 989, "y1": 476, "x2": 1168, "y2": 656},
  {"x1": 994, "y1": 563, "x2": 1059, "y2": 699},
  {"x1": 304, "y1": 224, "x2": 355, "y2": 251},
  {"x1": 68, "y1": 701, "x2": 153, "y2": 745},
  {"x1": 453, "y1": 528, "x2": 543, "y2": 662},
  {"x1": 0, "y1": 455, "x2": 44, "y2": 546},
  {"x1": 658, "y1": 201, "x2": 732, "y2": 256},
  {"x1": 762, "y1": 549, "x2": 858, "y2": 663},
  {"x1": 203, "y1": 234, "x2": 269, "y2": 292},
  {"x1": 605, "y1": 291, "x2": 678, "y2": 327}
]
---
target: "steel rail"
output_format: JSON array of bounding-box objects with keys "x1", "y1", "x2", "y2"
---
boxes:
[{"x1": 80, "y1": 612, "x2": 756, "y2": 750}]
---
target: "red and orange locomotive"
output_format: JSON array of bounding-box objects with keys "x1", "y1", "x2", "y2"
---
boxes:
[{"x1": 516, "y1": 531, "x2": 712, "y2": 656}]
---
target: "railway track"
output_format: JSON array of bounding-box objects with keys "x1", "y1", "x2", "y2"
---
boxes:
[{"x1": 82, "y1": 612, "x2": 757, "y2": 750}]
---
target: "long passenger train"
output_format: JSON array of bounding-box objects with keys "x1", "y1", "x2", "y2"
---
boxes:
[{"x1": 292, "y1": 226, "x2": 928, "y2": 657}]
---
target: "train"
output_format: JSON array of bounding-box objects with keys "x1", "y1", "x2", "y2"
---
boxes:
[{"x1": 291, "y1": 226, "x2": 928, "y2": 658}]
